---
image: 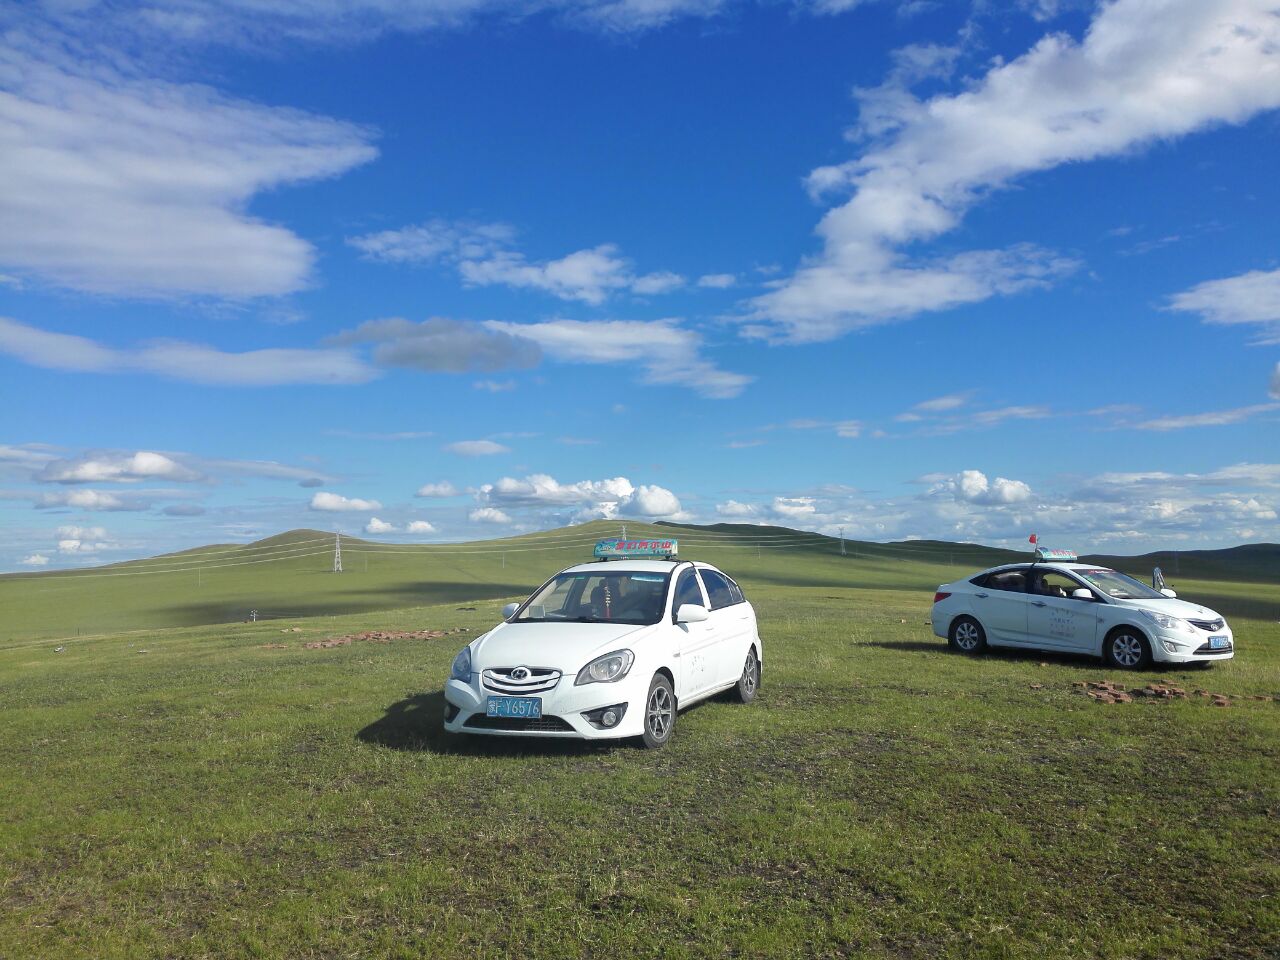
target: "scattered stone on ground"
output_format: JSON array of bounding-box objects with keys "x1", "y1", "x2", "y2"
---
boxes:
[
  {"x1": 898, "y1": 618, "x2": 907, "y2": 624},
  {"x1": 1029, "y1": 683, "x2": 1044, "y2": 690},
  {"x1": 260, "y1": 643, "x2": 289, "y2": 649},
  {"x1": 280, "y1": 627, "x2": 303, "y2": 633},
  {"x1": 54, "y1": 646, "x2": 64, "y2": 653},
  {"x1": 1133, "y1": 683, "x2": 1188, "y2": 700},
  {"x1": 457, "y1": 606, "x2": 477, "y2": 611},
  {"x1": 1079, "y1": 680, "x2": 1132, "y2": 704},
  {"x1": 137, "y1": 649, "x2": 149, "y2": 654},
  {"x1": 1039, "y1": 662, "x2": 1050, "y2": 667}
]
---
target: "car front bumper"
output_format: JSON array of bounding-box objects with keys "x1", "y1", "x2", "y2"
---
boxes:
[
  {"x1": 442, "y1": 675, "x2": 647, "y2": 740},
  {"x1": 1149, "y1": 626, "x2": 1235, "y2": 664}
]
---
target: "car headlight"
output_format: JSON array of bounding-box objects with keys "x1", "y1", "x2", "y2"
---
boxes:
[
  {"x1": 450, "y1": 645, "x2": 472, "y2": 681},
  {"x1": 1139, "y1": 610, "x2": 1193, "y2": 634},
  {"x1": 575, "y1": 649, "x2": 635, "y2": 685}
]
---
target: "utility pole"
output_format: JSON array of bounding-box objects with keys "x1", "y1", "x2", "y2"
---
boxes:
[
  {"x1": 333, "y1": 532, "x2": 343, "y2": 573},
  {"x1": 839, "y1": 527, "x2": 846, "y2": 556}
]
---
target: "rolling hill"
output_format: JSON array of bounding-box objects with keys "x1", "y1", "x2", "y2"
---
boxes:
[{"x1": 2, "y1": 520, "x2": 1277, "y2": 641}]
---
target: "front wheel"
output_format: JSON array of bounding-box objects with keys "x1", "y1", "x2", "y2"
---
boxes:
[
  {"x1": 734, "y1": 646, "x2": 760, "y2": 703},
  {"x1": 949, "y1": 616, "x2": 987, "y2": 654},
  {"x1": 1104, "y1": 627, "x2": 1152, "y2": 670},
  {"x1": 640, "y1": 674, "x2": 676, "y2": 749}
]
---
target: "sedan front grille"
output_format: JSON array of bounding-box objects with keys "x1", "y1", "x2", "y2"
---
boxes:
[
  {"x1": 1188, "y1": 618, "x2": 1226, "y2": 632},
  {"x1": 481, "y1": 666, "x2": 562, "y2": 695},
  {"x1": 464, "y1": 714, "x2": 574, "y2": 733}
]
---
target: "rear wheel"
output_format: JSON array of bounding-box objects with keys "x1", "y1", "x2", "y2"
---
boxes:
[
  {"x1": 949, "y1": 616, "x2": 987, "y2": 654},
  {"x1": 734, "y1": 646, "x2": 760, "y2": 703},
  {"x1": 640, "y1": 674, "x2": 676, "y2": 749},
  {"x1": 1104, "y1": 627, "x2": 1152, "y2": 670}
]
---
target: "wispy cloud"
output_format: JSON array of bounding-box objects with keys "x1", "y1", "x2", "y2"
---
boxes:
[
  {"x1": 445, "y1": 440, "x2": 510, "y2": 456},
  {"x1": 1134, "y1": 403, "x2": 1280, "y2": 431},
  {"x1": 746, "y1": 0, "x2": 1280, "y2": 342},
  {"x1": 1167, "y1": 267, "x2": 1280, "y2": 343},
  {"x1": 310, "y1": 492, "x2": 382, "y2": 511}
]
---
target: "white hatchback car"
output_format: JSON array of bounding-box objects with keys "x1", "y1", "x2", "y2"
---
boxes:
[
  {"x1": 443, "y1": 539, "x2": 763, "y2": 748},
  {"x1": 930, "y1": 549, "x2": 1234, "y2": 669}
]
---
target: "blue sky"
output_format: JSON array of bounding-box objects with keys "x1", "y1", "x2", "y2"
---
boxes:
[{"x1": 3, "y1": 0, "x2": 1280, "y2": 570}]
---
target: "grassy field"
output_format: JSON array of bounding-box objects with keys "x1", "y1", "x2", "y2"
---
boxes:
[{"x1": 1, "y1": 534, "x2": 1277, "y2": 958}]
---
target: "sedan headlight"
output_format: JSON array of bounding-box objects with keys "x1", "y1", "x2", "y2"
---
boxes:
[
  {"x1": 575, "y1": 649, "x2": 635, "y2": 686},
  {"x1": 450, "y1": 645, "x2": 472, "y2": 681},
  {"x1": 1139, "y1": 610, "x2": 1194, "y2": 634}
]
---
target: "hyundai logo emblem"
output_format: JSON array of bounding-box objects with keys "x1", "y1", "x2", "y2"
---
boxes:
[{"x1": 510, "y1": 666, "x2": 530, "y2": 681}]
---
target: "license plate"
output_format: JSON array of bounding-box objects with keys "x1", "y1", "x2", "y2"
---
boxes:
[
  {"x1": 1209, "y1": 636, "x2": 1230, "y2": 650},
  {"x1": 487, "y1": 696, "x2": 542, "y2": 719}
]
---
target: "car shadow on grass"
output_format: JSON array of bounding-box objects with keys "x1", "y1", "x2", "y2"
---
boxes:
[{"x1": 356, "y1": 691, "x2": 620, "y2": 757}]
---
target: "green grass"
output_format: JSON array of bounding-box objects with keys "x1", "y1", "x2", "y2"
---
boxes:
[
  {"x1": 1, "y1": 543, "x2": 1277, "y2": 958},
  {"x1": 4, "y1": 520, "x2": 1277, "y2": 641}
]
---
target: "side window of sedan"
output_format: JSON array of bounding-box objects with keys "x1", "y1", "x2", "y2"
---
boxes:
[
  {"x1": 673, "y1": 570, "x2": 705, "y2": 611},
  {"x1": 1033, "y1": 571, "x2": 1090, "y2": 600},
  {"x1": 699, "y1": 570, "x2": 736, "y2": 610},
  {"x1": 989, "y1": 570, "x2": 1027, "y2": 592}
]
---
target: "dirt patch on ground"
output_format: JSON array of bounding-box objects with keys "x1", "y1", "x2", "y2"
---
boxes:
[{"x1": 302, "y1": 628, "x2": 468, "y2": 650}]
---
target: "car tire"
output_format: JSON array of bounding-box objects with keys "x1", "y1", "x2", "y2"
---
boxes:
[
  {"x1": 949, "y1": 616, "x2": 987, "y2": 655},
  {"x1": 1104, "y1": 627, "x2": 1152, "y2": 670},
  {"x1": 640, "y1": 673, "x2": 676, "y2": 749},
  {"x1": 734, "y1": 646, "x2": 761, "y2": 703}
]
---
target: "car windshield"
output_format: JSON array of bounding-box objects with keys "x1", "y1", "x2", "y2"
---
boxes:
[
  {"x1": 513, "y1": 570, "x2": 671, "y2": 625},
  {"x1": 1075, "y1": 568, "x2": 1166, "y2": 600}
]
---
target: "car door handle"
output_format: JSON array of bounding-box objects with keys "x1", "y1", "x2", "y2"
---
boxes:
[
  {"x1": 1031, "y1": 600, "x2": 1047, "y2": 607},
  {"x1": 975, "y1": 593, "x2": 989, "y2": 599}
]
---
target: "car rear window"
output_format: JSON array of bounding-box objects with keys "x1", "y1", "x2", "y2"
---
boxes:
[{"x1": 699, "y1": 569, "x2": 737, "y2": 610}]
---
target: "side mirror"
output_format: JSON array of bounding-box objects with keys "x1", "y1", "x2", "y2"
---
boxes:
[
  {"x1": 1160, "y1": 588, "x2": 1177, "y2": 598},
  {"x1": 502, "y1": 602, "x2": 520, "y2": 619},
  {"x1": 1071, "y1": 588, "x2": 1093, "y2": 601},
  {"x1": 676, "y1": 603, "x2": 709, "y2": 624}
]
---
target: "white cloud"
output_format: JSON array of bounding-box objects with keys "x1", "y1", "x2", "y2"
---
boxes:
[
  {"x1": 446, "y1": 440, "x2": 510, "y2": 457},
  {"x1": 748, "y1": 0, "x2": 1280, "y2": 341},
  {"x1": 0, "y1": 318, "x2": 377, "y2": 386},
  {"x1": 475, "y1": 473, "x2": 687, "y2": 520},
  {"x1": 716, "y1": 500, "x2": 758, "y2": 518},
  {"x1": 310, "y1": 492, "x2": 382, "y2": 511},
  {"x1": 39, "y1": 452, "x2": 201, "y2": 484},
  {"x1": 1167, "y1": 267, "x2": 1280, "y2": 342},
  {"x1": 619, "y1": 484, "x2": 682, "y2": 517},
  {"x1": 0, "y1": 37, "x2": 377, "y2": 298},
  {"x1": 36, "y1": 489, "x2": 131, "y2": 510},
  {"x1": 416, "y1": 482, "x2": 458, "y2": 497},
  {"x1": 1134, "y1": 403, "x2": 1280, "y2": 431},
  {"x1": 698, "y1": 273, "x2": 736, "y2": 288},
  {"x1": 1273, "y1": 363, "x2": 1280, "y2": 399},
  {"x1": 20, "y1": 553, "x2": 49, "y2": 566},
  {"x1": 771, "y1": 496, "x2": 817, "y2": 518},
  {"x1": 913, "y1": 392, "x2": 970, "y2": 413},
  {"x1": 469, "y1": 506, "x2": 513, "y2": 524},
  {"x1": 474, "y1": 379, "x2": 517, "y2": 392},
  {"x1": 364, "y1": 517, "x2": 396, "y2": 534},
  {"x1": 928, "y1": 470, "x2": 1033, "y2": 505},
  {"x1": 56, "y1": 525, "x2": 107, "y2": 540},
  {"x1": 406, "y1": 519, "x2": 437, "y2": 534},
  {"x1": 57, "y1": 538, "x2": 112, "y2": 555},
  {"x1": 350, "y1": 219, "x2": 684, "y2": 304},
  {"x1": 484, "y1": 318, "x2": 750, "y2": 399}
]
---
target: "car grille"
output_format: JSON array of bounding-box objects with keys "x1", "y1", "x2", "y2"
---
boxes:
[
  {"x1": 464, "y1": 714, "x2": 575, "y2": 733},
  {"x1": 1188, "y1": 618, "x2": 1226, "y2": 632},
  {"x1": 481, "y1": 666, "x2": 562, "y2": 695}
]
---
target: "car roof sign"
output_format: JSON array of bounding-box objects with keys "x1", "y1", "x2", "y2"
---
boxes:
[
  {"x1": 594, "y1": 538, "x2": 678, "y2": 560},
  {"x1": 1034, "y1": 547, "x2": 1077, "y2": 562}
]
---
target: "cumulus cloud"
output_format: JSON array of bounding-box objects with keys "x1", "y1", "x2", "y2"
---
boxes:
[
  {"x1": 1168, "y1": 267, "x2": 1280, "y2": 342},
  {"x1": 0, "y1": 36, "x2": 377, "y2": 298},
  {"x1": 771, "y1": 496, "x2": 817, "y2": 517},
  {"x1": 0, "y1": 318, "x2": 377, "y2": 386},
  {"x1": 416, "y1": 482, "x2": 458, "y2": 497},
  {"x1": 36, "y1": 489, "x2": 137, "y2": 511},
  {"x1": 484, "y1": 318, "x2": 750, "y2": 399},
  {"x1": 350, "y1": 219, "x2": 684, "y2": 304},
  {"x1": 406, "y1": 519, "x2": 437, "y2": 533},
  {"x1": 717, "y1": 499, "x2": 759, "y2": 518},
  {"x1": 20, "y1": 553, "x2": 50, "y2": 566},
  {"x1": 310, "y1": 491, "x2": 382, "y2": 511},
  {"x1": 470, "y1": 506, "x2": 513, "y2": 524},
  {"x1": 39, "y1": 451, "x2": 202, "y2": 484},
  {"x1": 327, "y1": 317, "x2": 541, "y2": 373},
  {"x1": 928, "y1": 470, "x2": 1033, "y2": 505},
  {"x1": 446, "y1": 440, "x2": 510, "y2": 457},
  {"x1": 748, "y1": 0, "x2": 1280, "y2": 342},
  {"x1": 475, "y1": 473, "x2": 686, "y2": 521},
  {"x1": 364, "y1": 517, "x2": 395, "y2": 533},
  {"x1": 56, "y1": 525, "x2": 107, "y2": 540}
]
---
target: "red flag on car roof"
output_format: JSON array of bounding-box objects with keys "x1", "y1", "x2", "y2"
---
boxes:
[{"x1": 1028, "y1": 533, "x2": 1038, "y2": 545}]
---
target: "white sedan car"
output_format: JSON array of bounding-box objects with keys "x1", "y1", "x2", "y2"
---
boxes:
[
  {"x1": 931, "y1": 549, "x2": 1234, "y2": 669},
  {"x1": 443, "y1": 539, "x2": 763, "y2": 748}
]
